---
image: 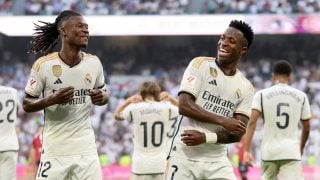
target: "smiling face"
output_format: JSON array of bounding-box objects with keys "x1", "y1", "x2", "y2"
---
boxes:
[
  {"x1": 60, "y1": 16, "x2": 89, "y2": 48},
  {"x1": 217, "y1": 27, "x2": 248, "y2": 65}
]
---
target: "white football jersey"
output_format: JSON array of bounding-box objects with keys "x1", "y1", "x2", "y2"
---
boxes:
[
  {"x1": 121, "y1": 101, "x2": 179, "y2": 174},
  {"x1": 0, "y1": 86, "x2": 19, "y2": 151},
  {"x1": 252, "y1": 83, "x2": 311, "y2": 160},
  {"x1": 170, "y1": 57, "x2": 255, "y2": 162},
  {"x1": 25, "y1": 52, "x2": 106, "y2": 157}
]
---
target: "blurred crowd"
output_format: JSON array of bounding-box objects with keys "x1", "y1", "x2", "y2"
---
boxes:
[
  {"x1": 0, "y1": 35, "x2": 320, "y2": 167},
  {"x1": 1, "y1": 0, "x2": 320, "y2": 15}
]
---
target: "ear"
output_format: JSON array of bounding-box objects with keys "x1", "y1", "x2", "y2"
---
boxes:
[
  {"x1": 271, "y1": 73, "x2": 275, "y2": 82},
  {"x1": 288, "y1": 73, "x2": 292, "y2": 82},
  {"x1": 241, "y1": 46, "x2": 248, "y2": 56},
  {"x1": 59, "y1": 27, "x2": 66, "y2": 36}
]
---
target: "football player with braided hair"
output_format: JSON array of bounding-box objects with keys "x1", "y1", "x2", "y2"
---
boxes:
[{"x1": 24, "y1": 10, "x2": 109, "y2": 180}]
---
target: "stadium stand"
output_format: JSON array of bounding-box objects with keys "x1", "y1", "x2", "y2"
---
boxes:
[
  {"x1": 0, "y1": 35, "x2": 319, "y2": 170},
  {"x1": 0, "y1": 1, "x2": 320, "y2": 179},
  {"x1": 1, "y1": 0, "x2": 320, "y2": 15}
]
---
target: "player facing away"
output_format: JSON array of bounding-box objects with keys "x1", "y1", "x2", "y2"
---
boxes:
[
  {"x1": 244, "y1": 60, "x2": 311, "y2": 180},
  {"x1": 23, "y1": 10, "x2": 109, "y2": 180},
  {"x1": 0, "y1": 85, "x2": 20, "y2": 180},
  {"x1": 165, "y1": 20, "x2": 255, "y2": 180},
  {"x1": 114, "y1": 81, "x2": 179, "y2": 180}
]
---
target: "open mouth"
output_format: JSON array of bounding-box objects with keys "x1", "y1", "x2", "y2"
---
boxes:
[
  {"x1": 218, "y1": 48, "x2": 230, "y2": 56},
  {"x1": 81, "y1": 36, "x2": 88, "y2": 40}
]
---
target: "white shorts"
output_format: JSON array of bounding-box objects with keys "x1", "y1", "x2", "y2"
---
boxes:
[
  {"x1": 131, "y1": 173, "x2": 164, "y2": 180},
  {"x1": 0, "y1": 151, "x2": 18, "y2": 180},
  {"x1": 36, "y1": 153, "x2": 102, "y2": 180},
  {"x1": 262, "y1": 160, "x2": 304, "y2": 180},
  {"x1": 164, "y1": 156, "x2": 236, "y2": 180}
]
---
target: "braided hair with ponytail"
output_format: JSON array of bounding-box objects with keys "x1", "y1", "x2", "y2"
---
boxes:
[{"x1": 29, "y1": 10, "x2": 82, "y2": 54}]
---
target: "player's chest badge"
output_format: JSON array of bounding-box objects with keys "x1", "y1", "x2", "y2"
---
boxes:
[
  {"x1": 209, "y1": 67, "x2": 218, "y2": 78},
  {"x1": 234, "y1": 88, "x2": 242, "y2": 99},
  {"x1": 52, "y1": 65, "x2": 63, "y2": 84},
  {"x1": 52, "y1": 65, "x2": 62, "y2": 77},
  {"x1": 84, "y1": 73, "x2": 92, "y2": 85}
]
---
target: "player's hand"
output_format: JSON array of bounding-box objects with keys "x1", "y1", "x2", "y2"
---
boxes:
[
  {"x1": 181, "y1": 130, "x2": 206, "y2": 146},
  {"x1": 244, "y1": 151, "x2": 254, "y2": 167},
  {"x1": 48, "y1": 86, "x2": 74, "y2": 104},
  {"x1": 90, "y1": 89, "x2": 108, "y2": 105},
  {"x1": 160, "y1": 91, "x2": 169, "y2": 101},
  {"x1": 127, "y1": 94, "x2": 143, "y2": 103},
  {"x1": 221, "y1": 117, "x2": 246, "y2": 135},
  {"x1": 300, "y1": 148, "x2": 304, "y2": 156}
]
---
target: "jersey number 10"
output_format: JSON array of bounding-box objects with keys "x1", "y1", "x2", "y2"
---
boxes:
[{"x1": 140, "y1": 121, "x2": 164, "y2": 147}]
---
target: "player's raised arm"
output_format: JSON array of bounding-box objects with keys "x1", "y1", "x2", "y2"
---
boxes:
[
  {"x1": 160, "y1": 91, "x2": 179, "y2": 106},
  {"x1": 114, "y1": 94, "x2": 142, "y2": 120}
]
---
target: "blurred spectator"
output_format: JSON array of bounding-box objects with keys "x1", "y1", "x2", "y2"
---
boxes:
[
  {"x1": 2, "y1": 0, "x2": 320, "y2": 15},
  {"x1": 0, "y1": 0, "x2": 13, "y2": 15},
  {"x1": 0, "y1": 35, "x2": 319, "y2": 168}
]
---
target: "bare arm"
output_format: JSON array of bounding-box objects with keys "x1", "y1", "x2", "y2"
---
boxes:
[
  {"x1": 23, "y1": 94, "x2": 54, "y2": 112},
  {"x1": 179, "y1": 92, "x2": 245, "y2": 133},
  {"x1": 300, "y1": 119, "x2": 310, "y2": 155},
  {"x1": 216, "y1": 113, "x2": 249, "y2": 143},
  {"x1": 181, "y1": 113, "x2": 248, "y2": 146},
  {"x1": 23, "y1": 86, "x2": 74, "y2": 112},
  {"x1": 89, "y1": 88, "x2": 109, "y2": 106},
  {"x1": 160, "y1": 91, "x2": 179, "y2": 106},
  {"x1": 114, "y1": 95, "x2": 142, "y2": 120},
  {"x1": 244, "y1": 109, "x2": 260, "y2": 151},
  {"x1": 243, "y1": 109, "x2": 260, "y2": 166}
]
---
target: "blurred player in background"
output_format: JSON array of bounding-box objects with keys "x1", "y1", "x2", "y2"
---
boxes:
[
  {"x1": 29, "y1": 124, "x2": 44, "y2": 178},
  {"x1": 244, "y1": 60, "x2": 311, "y2": 180},
  {"x1": 0, "y1": 85, "x2": 20, "y2": 180},
  {"x1": 165, "y1": 20, "x2": 255, "y2": 180},
  {"x1": 114, "y1": 81, "x2": 179, "y2": 180},
  {"x1": 23, "y1": 10, "x2": 109, "y2": 180}
]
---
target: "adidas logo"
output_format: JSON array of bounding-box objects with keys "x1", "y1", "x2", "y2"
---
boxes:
[
  {"x1": 54, "y1": 78, "x2": 63, "y2": 84},
  {"x1": 209, "y1": 80, "x2": 217, "y2": 86}
]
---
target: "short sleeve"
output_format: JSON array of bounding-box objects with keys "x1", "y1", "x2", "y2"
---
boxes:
[
  {"x1": 121, "y1": 104, "x2": 134, "y2": 122},
  {"x1": 251, "y1": 91, "x2": 262, "y2": 112},
  {"x1": 179, "y1": 57, "x2": 205, "y2": 98},
  {"x1": 301, "y1": 95, "x2": 312, "y2": 120},
  {"x1": 94, "y1": 57, "x2": 106, "y2": 89},
  {"x1": 25, "y1": 65, "x2": 45, "y2": 97}
]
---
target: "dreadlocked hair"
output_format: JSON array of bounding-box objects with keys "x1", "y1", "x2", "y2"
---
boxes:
[
  {"x1": 229, "y1": 20, "x2": 254, "y2": 48},
  {"x1": 29, "y1": 10, "x2": 82, "y2": 54}
]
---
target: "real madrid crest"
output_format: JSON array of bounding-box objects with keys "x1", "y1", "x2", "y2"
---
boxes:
[
  {"x1": 52, "y1": 65, "x2": 62, "y2": 77},
  {"x1": 210, "y1": 67, "x2": 218, "y2": 78},
  {"x1": 235, "y1": 89, "x2": 242, "y2": 99},
  {"x1": 85, "y1": 73, "x2": 92, "y2": 85}
]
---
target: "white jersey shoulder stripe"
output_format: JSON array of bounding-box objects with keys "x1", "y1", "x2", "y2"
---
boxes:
[
  {"x1": 32, "y1": 52, "x2": 58, "y2": 72},
  {"x1": 82, "y1": 52, "x2": 99, "y2": 59},
  {"x1": 191, "y1": 56, "x2": 215, "y2": 69}
]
